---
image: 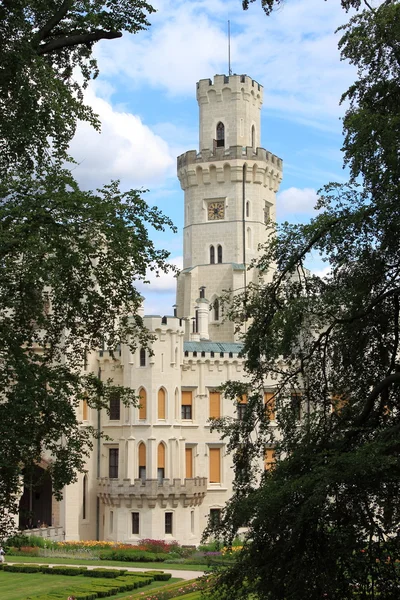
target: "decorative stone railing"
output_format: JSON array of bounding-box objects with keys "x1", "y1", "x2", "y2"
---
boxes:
[
  {"x1": 20, "y1": 526, "x2": 64, "y2": 541},
  {"x1": 97, "y1": 477, "x2": 207, "y2": 509}
]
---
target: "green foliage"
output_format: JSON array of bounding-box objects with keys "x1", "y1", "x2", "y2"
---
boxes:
[
  {"x1": 99, "y1": 549, "x2": 165, "y2": 562},
  {"x1": 207, "y1": 2, "x2": 400, "y2": 600},
  {"x1": 242, "y1": 0, "x2": 366, "y2": 16}
]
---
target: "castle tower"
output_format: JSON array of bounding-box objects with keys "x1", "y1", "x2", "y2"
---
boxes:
[{"x1": 176, "y1": 74, "x2": 283, "y2": 342}]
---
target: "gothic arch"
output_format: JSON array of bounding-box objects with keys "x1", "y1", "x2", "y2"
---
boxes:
[
  {"x1": 210, "y1": 245, "x2": 215, "y2": 264},
  {"x1": 138, "y1": 441, "x2": 146, "y2": 481},
  {"x1": 158, "y1": 387, "x2": 166, "y2": 420},
  {"x1": 217, "y1": 244, "x2": 223, "y2": 264},
  {"x1": 216, "y1": 121, "x2": 225, "y2": 147},
  {"x1": 138, "y1": 387, "x2": 147, "y2": 420},
  {"x1": 157, "y1": 442, "x2": 167, "y2": 482}
]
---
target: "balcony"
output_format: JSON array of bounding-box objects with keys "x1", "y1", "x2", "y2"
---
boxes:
[{"x1": 97, "y1": 477, "x2": 207, "y2": 509}]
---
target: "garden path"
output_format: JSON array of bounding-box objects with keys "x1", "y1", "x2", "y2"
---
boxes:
[{"x1": 6, "y1": 563, "x2": 204, "y2": 581}]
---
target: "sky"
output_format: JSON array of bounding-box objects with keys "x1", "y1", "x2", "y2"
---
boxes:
[{"x1": 69, "y1": 0, "x2": 377, "y2": 315}]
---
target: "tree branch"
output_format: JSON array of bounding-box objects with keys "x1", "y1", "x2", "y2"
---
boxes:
[
  {"x1": 37, "y1": 30, "x2": 122, "y2": 55},
  {"x1": 353, "y1": 372, "x2": 400, "y2": 426},
  {"x1": 35, "y1": 0, "x2": 73, "y2": 43}
]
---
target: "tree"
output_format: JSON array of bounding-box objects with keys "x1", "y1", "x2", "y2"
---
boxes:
[
  {"x1": 0, "y1": 1, "x2": 176, "y2": 538},
  {"x1": 206, "y1": 2, "x2": 400, "y2": 599},
  {"x1": 0, "y1": 0, "x2": 154, "y2": 171}
]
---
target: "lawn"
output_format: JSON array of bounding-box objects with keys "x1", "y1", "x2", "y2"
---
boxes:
[
  {"x1": 0, "y1": 570, "x2": 181, "y2": 600},
  {"x1": 6, "y1": 555, "x2": 205, "y2": 571}
]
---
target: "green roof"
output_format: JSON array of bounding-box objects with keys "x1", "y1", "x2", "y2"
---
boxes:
[{"x1": 184, "y1": 341, "x2": 244, "y2": 354}]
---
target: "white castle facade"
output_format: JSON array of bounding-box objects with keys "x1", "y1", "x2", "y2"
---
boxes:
[{"x1": 20, "y1": 74, "x2": 283, "y2": 545}]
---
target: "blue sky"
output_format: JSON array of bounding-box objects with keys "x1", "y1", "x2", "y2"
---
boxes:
[{"x1": 69, "y1": 0, "x2": 377, "y2": 315}]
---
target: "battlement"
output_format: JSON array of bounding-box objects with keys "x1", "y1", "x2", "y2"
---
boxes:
[
  {"x1": 177, "y1": 145, "x2": 282, "y2": 170},
  {"x1": 197, "y1": 74, "x2": 263, "y2": 106},
  {"x1": 143, "y1": 314, "x2": 185, "y2": 335}
]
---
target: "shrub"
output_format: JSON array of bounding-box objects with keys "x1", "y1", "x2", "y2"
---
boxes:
[
  {"x1": 98, "y1": 549, "x2": 165, "y2": 562},
  {"x1": 143, "y1": 571, "x2": 172, "y2": 581},
  {"x1": 83, "y1": 568, "x2": 126, "y2": 578}
]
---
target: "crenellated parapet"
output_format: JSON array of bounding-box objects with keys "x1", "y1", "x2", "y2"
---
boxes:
[
  {"x1": 177, "y1": 145, "x2": 283, "y2": 192},
  {"x1": 196, "y1": 74, "x2": 263, "y2": 110},
  {"x1": 98, "y1": 477, "x2": 207, "y2": 509}
]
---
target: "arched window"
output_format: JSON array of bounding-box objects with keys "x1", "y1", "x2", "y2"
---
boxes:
[
  {"x1": 82, "y1": 474, "x2": 88, "y2": 520},
  {"x1": 138, "y1": 387, "x2": 146, "y2": 420},
  {"x1": 246, "y1": 201, "x2": 250, "y2": 218},
  {"x1": 251, "y1": 125, "x2": 256, "y2": 150},
  {"x1": 139, "y1": 348, "x2": 146, "y2": 367},
  {"x1": 247, "y1": 227, "x2": 252, "y2": 249},
  {"x1": 138, "y1": 442, "x2": 146, "y2": 481},
  {"x1": 214, "y1": 299, "x2": 220, "y2": 321},
  {"x1": 216, "y1": 122, "x2": 225, "y2": 147},
  {"x1": 157, "y1": 443, "x2": 166, "y2": 483},
  {"x1": 158, "y1": 388, "x2": 166, "y2": 420},
  {"x1": 210, "y1": 245, "x2": 215, "y2": 264},
  {"x1": 217, "y1": 245, "x2": 223, "y2": 263}
]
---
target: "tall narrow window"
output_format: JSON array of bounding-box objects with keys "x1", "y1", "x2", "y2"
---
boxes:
[
  {"x1": 264, "y1": 448, "x2": 276, "y2": 471},
  {"x1": 210, "y1": 508, "x2": 221, "y2": 526},
  {"x1": 210, "y1": 245, "x2": 215, "y2": 264},
  {"x1": 251, "y1": 125, "x2": 255, "y2": 150},
  {"x1": 185, "y1": 447, "x2": 193, "y2": 478},
  {"x1": 237, "y1": 394, "x2": 247, "y2": 421},
  {"x1": 191, "y1": 510, "x2": 194, "y2": 534},
  {"x1": 82, "y1": 474, "x2": 88, "y2": 520},
  {"x1": 264, "y1": 392, "x2": 275, "y2": 421},
  {"x1": 209, "y1": 391, "x2": 221, "y2": 419},
  {"x1": 158, "y1": 388, "x2": 166, "y2": 420},
  {"x1": 213, "y1": 299, "x2": 220, "y2": 321},
  {"x1": 132, "y1": 512, "x2": 139, "y2": 534},
  {"x1": 217, "y1": 245, "x2": 223, "y2": 263},
  {"x1": 157, "y1": 443, "x2": 166, "y2": 483},
  {"x1": 138, "y1": 442, "x2": 146, "y2": 482},
  {"x1": 165, "y1": 512, "x2": 173, "y2": 534},
  {"x1": 109, "y1": 448, "x2": 119, "y2": 479},
  {"x1": 181, "y1": 391, "x2": 193, "y2": 420},
  {"x1": 246, "y1": 201, "x2": 250, "y2": 218},
  {"x1": 138, "y1": 387, "x2": 146, "y2": 420},
  {"x1": 291, "y1": 394, "x2": 302, "y2": 421},
  {"x1": 109, "y1": 392, "x2": 120, "y2": 420},
  {"x1": 216, "y1": 122, "x2": 225, "y2": 147},
  {"x1": 209, "y1": 447, "x2": 221, "y2": 483},
  {"x1": 82, "y1": 397, "x2": 88, "y2": 421},
  {"x1": 109, "y1": 510, "x2": 114, "y2": 534},
  {"x1": 139, "y1": 348, "x2": 146, "y2": 367}
]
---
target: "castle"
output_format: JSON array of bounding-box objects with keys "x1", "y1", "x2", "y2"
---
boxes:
[{"x1": 18, "y1": 74, "x2": 283, "y2": 545}]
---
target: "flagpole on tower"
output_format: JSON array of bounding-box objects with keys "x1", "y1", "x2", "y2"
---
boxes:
[{"x1": 228, "y1": 20, "x2": 232, "y2": 75}]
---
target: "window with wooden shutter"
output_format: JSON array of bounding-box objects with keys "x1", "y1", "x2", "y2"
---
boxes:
[
  {"x1": 264, "y1": 392, "x2": 275, "y2": 421},
  {"x1": 158, "y1": 388, "x2": 166, "y2": 419},
  {"x1": 264, "y1": 448, "x2": 276, "y2": 471},
  {"x1": 185, "y1": 447, "x2": 193, "y2": 478},
  {"x1": 181, "y1": 390, "x2": 193, "y2": 420},
  {"x1": 157, "y1": 443, "x2": 166, "y2": 483},
  {"x1": 209, "y1": 392, "x2": 221, "y2": 419},
  {"x1": 237, "y1": 393, "x2": 247, "y2": 421},
  {"x1": 82, "y1": 397, "x2": 88, "y2": 421},
  {"x1": 138, "y1": 442, "x2": 146, "y2": 481},
  {"x1": 138, "y1": 387, "x2": 146, "y2": 420},
  {"x1": 209, "y1": 447, "x2": 221, "y2": 483}
]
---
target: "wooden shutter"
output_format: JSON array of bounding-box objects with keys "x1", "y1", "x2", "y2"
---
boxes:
[
  {"x1": 157, "y1": 443, "x2": 165, "y2": 469},
  {"x1": 238, "y1": 393, "x2": 247, "y2": 404},
  {"x1": 158, "y1": 388, "x2": 166, "y2": 419},
  {"x1": 82, "y1": 398, "x2": 88, "y2": 421},
  {"x1": 209, "y1": 392, "x2": 221, "y2": 419},
  {"x1": 182, "y1": 391, "x2": 192, "y2": 405},
  {"x1": 138, "y1": 442, "x2": 146, "y2": 467},
  {"x1": 185, "y1": 447, "x2": 193, "y2": 478},
  {"x1": 264, "y1": 392, "x2": 275, "y2": 421},
  {"x1": 209, "y1": 448, "x2": 221, "y2": 483},
  {"x1": 264, "y1": 448, "x2": 275, "y2": 471},
  {"x1": 138, "y1": 388, "x2": 146, "y2": 420}
]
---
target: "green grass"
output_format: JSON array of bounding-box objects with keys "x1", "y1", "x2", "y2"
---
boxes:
[
  {"x1": 0, "y1": 571, "x2": 181, "y2": 600},
  {"x1": 6, "y1": 555, "x2": 205, "y2": 571}
]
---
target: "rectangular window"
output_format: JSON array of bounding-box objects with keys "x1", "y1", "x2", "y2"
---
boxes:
[
  {"x1": 264, "y1": 392, "x2": 275, "y2": 421},
  {"x1": 181, "y1": 390, "x2": 193, "y2": 420},
  {"x1": 209, "y1": 391, "x2": 221, "y2": 419},
  {"x1": 139, "y1": 466, "x2": 146, "y2": 483},
  {"x1": 209, "y1": 447, "x2": 221, "y2": 484},
  {"x1": 109, "y1": 510, "x2": 113, "y2": 534},
  {"x1": 82, "y1": 398, "x2": 88, "y2": 421},
  {"x1": 109, "y1": 448, "x2": 119, "y2": 479},
  {"x1": 237, "y1": 403, "x2": 247, "y2": 421},
  {"x1": 139, "y1": 348, "x2": 146, "y2": 367},
  {"x1": 185, "y1": 447, "x2": 193, "y2": 479},
  {"x1": 109, "y1": 393, "x2": 120, "y2": 420},
  {"x1": 191, "y1": 510, "x2": 194, "y2": 534},
  {"x1": 165, "y1": 512, "x2": 173, "y2": 534},
  {"x1": 264, "y1": 448, "x2": 276, "y2": 471},
  {"x1": 132, "y1": 512, "x2": 139, "y2": 535},
  {"x1": 210, "y1": 508, "x2": 221, "y2": 526}
]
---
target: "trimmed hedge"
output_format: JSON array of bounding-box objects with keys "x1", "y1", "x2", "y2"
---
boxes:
[
  {"x1": 83, "y1": 568, "x2": 127, "y2": 578},
  {"x1": 143, "y1": 570, "x2": 172, "y2": 581},
  {"x1": 99, "y1": 549, "x2": 166, "y2": 562}
]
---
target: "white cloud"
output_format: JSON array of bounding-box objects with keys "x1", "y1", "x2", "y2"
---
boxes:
[
  {"x1": 69, "y1": 87, "x2": 175, "y2": 190},
  {"x1": 137, "y1": 256, "x2": 183, "y2": 294},
  {"x1": 312, "y1": 265, "x2": 331, "y2": 279},
  {"x1": 278, "y1": 187, "x2": 319, "y2": 215}
]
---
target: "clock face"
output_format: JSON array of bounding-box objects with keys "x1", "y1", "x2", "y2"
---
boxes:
[{"x1": 208, "y1": 201, "x2": 224, "y2": 220}]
